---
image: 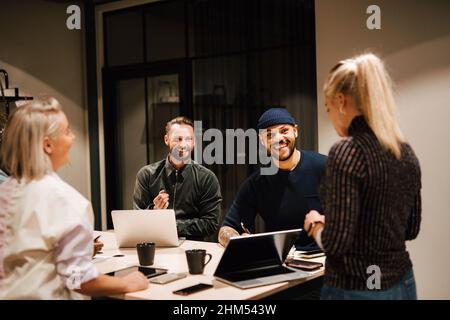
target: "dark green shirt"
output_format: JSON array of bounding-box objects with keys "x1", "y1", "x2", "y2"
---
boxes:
[{"x1": 133, "y1": 158, "x2": 222, "y2": 240}]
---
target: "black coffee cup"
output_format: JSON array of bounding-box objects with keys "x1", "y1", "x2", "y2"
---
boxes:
[
  {"x1": 136, "y1": 242, "x2": 155, "y2": 266},
  {"x1": 185, "y1": 249, "x2": 212, "y2": 274}
]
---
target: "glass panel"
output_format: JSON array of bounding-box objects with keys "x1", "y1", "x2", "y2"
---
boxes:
[
  {"x1": 189, "y1": 0, "x2": 247, "y2": 57},
  {"x1": 116, "y1": 78, "x2": 147, "y2": 209},
  {"x1": 192, "y1": 54, "x2": 251, "y2": 225},
  {"x1": 248, "y1": 47, "x2": 317, "y2": 150},
  {"x1": 145, "y1": 1, "x2": 185, "y2": 62},
  {"x1": 105, "y1": 10, "x2": 144, "y2": 66},
  {"x1": 258, "y1": 0, "x2": 309, "y2": 48},
  {"x1": 147, "y1": 74, "x2": 180, "y2": 163},
  {"x1": 188, "y1": 0, "x2": 312, "y2": 57}
]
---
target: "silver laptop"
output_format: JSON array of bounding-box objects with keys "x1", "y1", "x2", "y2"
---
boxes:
[
  {"x1": 214, "y1": 229, "x2": 310, "y2": 289},
  {"x1": 111, "y1": 209, "x2": 181, "y2": 247}
]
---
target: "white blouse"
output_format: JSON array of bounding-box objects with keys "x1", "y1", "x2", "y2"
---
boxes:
[{"x1": 0, "y1": 173, "x2": 98, "y2": 299}]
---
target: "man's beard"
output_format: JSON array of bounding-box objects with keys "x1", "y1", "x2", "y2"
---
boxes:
[
  {"x1": 170, "y1": 146, "x2": 192, "y2": 162},
  {"x1": 269, "y1": 140, "x2": 295, "y2": 162}
]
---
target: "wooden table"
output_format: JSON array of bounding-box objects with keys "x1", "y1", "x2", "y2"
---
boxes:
[{"x1": 93, "y1": 231, "x2": 325, "y2": 300}]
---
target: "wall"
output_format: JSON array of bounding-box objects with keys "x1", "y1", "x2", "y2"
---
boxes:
[
  {"x1": 315, "y1": 0, "x2": 450, "y2": 299},
  {"x1": 0, "y1": 0, "x2": 90, "y2": 198}
]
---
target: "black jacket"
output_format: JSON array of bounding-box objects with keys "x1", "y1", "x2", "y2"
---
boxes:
[{"x1": 133, "y1": 158, "x2": 222, "y2": 240}]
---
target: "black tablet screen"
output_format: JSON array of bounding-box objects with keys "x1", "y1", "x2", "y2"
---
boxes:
[{"x1": 107, "y1": 266, "x2": 167, "y2": 278}]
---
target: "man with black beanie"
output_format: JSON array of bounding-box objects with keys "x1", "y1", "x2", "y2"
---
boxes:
[{"x1": 219, "y1": 107, "x2": 327, "y2": 249}]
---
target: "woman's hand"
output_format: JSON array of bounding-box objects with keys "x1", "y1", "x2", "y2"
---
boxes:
[
  {"x1": 93, "y1": 240, "x2": 104, "y2": 257},
  {"x1": 122, "y1": 271, "x2": 149, "y2": 293},
  {"x1": 304, "y1": 210, "x2": 325, "y2": 234}
]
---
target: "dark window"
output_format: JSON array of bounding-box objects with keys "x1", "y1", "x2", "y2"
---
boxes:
[
  {"x1": 102, "y1": 0, "x2": 317, "y2": 234},
  {"x1": 145, "y1": 1, "x2": 186, "y2": 62},
  {"x1": 105, "y1": 10, "x2": 144, "y2": 66}
]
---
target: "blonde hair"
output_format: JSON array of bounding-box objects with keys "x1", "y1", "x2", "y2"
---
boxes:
[
  {"x1": 1, "y1": 98, "x2": 64, "y2": 181},
  {"x1": 324, "y1": 53, "x2": 404, "y2": 159}
]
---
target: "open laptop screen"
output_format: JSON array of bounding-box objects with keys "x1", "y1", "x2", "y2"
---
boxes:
[
  {"x1": 112, "y1": 209, "x2": 180, "y2": 247},
  {"x1": 214, "y1": 229, "x2": 301, "y2": 277}
]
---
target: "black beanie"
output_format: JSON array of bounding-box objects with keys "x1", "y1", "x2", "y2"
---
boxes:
[{"x1": 257, "y1": 107, "x2": 296, "y2": 130}]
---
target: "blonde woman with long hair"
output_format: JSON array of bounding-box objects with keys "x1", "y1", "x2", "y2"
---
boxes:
[
  {"x1": 304, "y1": 53, "x2": 421, "y2": 299},
  {"x1": 0, "y1": 99, "x2": 148, "y2": 299}
]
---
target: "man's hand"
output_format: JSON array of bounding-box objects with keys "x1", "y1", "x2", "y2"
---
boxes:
[
  {"x1": 218, "y1": 226, "x2": 241, "y2": 247},
  {"x1": 153, "y1": 189, "x2": 169, "y2": 209}
]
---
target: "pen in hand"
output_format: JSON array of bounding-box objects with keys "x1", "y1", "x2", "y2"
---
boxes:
[
  {"x1": 240, "y1": 222, "x2": 252, "y2": 235},
  {"x1": 93, "y1": 235, "x2": 103, "y2": 256}
]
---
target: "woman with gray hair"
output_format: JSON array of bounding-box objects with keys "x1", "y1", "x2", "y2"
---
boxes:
[{"x1": 0, "y1": 98, "x2": 148, "y2": 299}]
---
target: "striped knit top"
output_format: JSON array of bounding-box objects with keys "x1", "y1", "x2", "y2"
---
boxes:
[{"x1": 320, "y1": 115, "x2": 422, "y2": 290}]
